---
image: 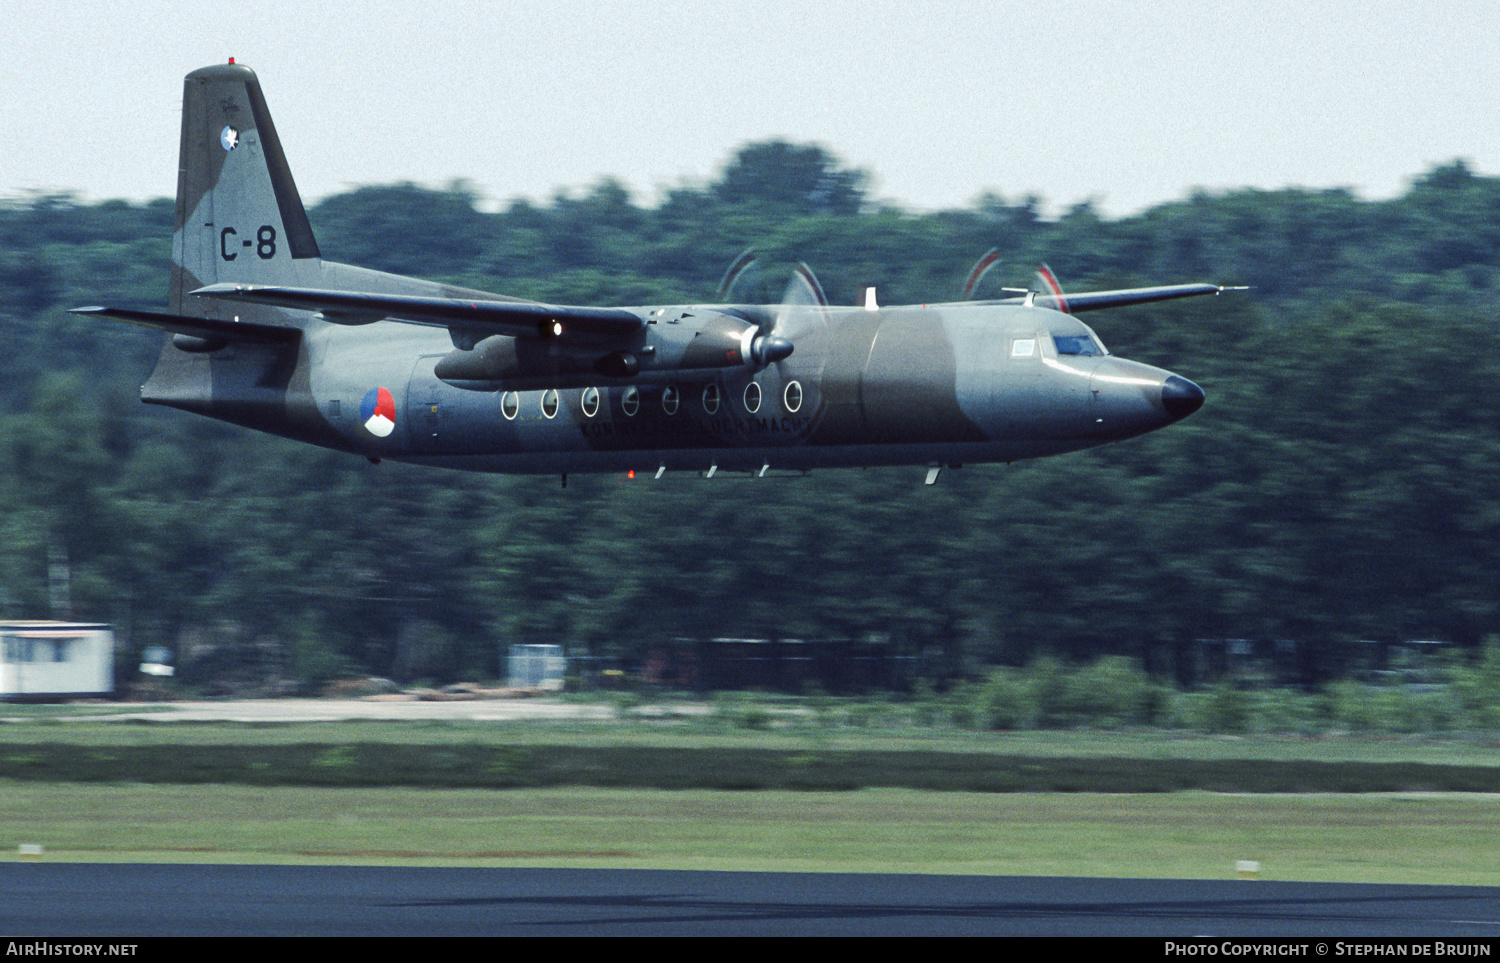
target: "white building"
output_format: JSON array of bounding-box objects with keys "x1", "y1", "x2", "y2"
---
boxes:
[
  {"x1": 0, "y1": 622, "x2": 113, "y2": 701},
  {"x1": 507, "y1": 644, "x2": 565, "y2": 690}
]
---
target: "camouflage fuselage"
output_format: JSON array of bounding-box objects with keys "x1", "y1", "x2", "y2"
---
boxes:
[
  {"x1": 143, "y1": 297, "x2": 1192, "y2": 475},
  {"x1": 107, "y1": 61, "x2": 1204, "y2": 477}
]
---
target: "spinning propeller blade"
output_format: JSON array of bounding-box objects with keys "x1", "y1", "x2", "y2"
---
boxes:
[
  {"x1": 1034, "y1": 263, "x2": 1070, "y2": 314},
  {"x1": 961, "y1": 247, "x2": 1003, "y2": 299}
]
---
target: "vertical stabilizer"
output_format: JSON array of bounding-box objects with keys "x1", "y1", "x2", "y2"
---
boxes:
[{"x1": 171, "y1": 62, "x2": 321, "y2": 318}]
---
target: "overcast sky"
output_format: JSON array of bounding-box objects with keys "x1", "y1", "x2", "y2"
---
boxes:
[{"x1": 4, "y1": 0, "x2": 1499, "y2": 217}]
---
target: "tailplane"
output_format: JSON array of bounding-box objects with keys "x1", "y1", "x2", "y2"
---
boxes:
[{"x1": 171, "y1": 61, "x2": 321, "y2": 318}]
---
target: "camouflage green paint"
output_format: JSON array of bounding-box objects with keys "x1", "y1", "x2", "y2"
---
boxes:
[
  {"x1": 840, "y1": 307, "x2": 987, "y2": 445},
  {"x1": 85, "y1": 62, "x2": 1211, "y2": 479}
]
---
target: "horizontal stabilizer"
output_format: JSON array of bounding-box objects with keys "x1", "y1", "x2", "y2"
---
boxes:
[
  {"x1": 1032, "y1": 283, "x2": 1235, "y2": 313},
  {"x1": 69, "y1": 306, "x2": 300, "y2": 343},
  {"x1": 190, "y1": 284, "x2": 644, "y2": 341}
]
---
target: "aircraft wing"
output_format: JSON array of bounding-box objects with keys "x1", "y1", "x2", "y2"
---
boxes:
[
  {"x1": 69, "y1": 306, "x2": 301, "y2": 343},
  {"x1": 1032, "y1": 283, "x2": 1234, "y2": 313},
  {"x1": 190, "y1": 284, "x2": 645, "y2": 340}
]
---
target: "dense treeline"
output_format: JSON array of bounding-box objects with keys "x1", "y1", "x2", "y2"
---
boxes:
[{"x1": 1, "y1": 144, "x2": 1497, "y2": 691}]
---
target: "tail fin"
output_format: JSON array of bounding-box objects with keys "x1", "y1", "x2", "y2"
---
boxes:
[{"x1": 171, "y1": 62, "x2": 321, "y2": 317}]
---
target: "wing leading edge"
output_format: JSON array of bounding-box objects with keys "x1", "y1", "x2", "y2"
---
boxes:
[
  {"x1": 69, "y1": 306, "x2": 300, "y2": 344},
  {"x1": 189, "y1": 284, "x2": 644, "y2": 342},
  {"x1": 1034, "y1": 283, "x2": 1235, "y2": 313},
  {"x1": 79, "y1": 282, "x2": 1235, "y2": 350}
]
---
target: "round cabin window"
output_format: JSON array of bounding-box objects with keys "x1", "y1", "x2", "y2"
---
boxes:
[{"x1": 541, "y1": 388, "x2": 559, "y2": 419}]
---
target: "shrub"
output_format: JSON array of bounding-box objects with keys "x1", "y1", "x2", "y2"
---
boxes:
[
  {"x1": 1200, "y1": 682, "x2": 1251, "y2": 734},
  {"x1": 1024, "y1": 657, "x2": 1070, "y2": 727},
  {"x1": 1063, "y1": 656, "x2": 1157, "y2": 727},
  {"x1": 1449, "y1": 638, "x2": 1500, "y2": 730},
  {"x1": 975, "y1": 668, "x2": 1035, "y2": 730},
  {"x1": 1248, "y1": 687, "x2": 1330, "y2": 735}
]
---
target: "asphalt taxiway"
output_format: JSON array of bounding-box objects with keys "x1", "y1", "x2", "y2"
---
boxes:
[{"x1": 5, "y1": 865, "x2": 1500, "y2": 937}]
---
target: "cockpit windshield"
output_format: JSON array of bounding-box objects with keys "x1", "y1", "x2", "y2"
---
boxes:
[{"x1": 1053, "y1": 333, "x2": 1104, "y2": 356}]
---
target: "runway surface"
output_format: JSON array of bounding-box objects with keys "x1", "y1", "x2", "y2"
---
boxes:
[{"x1": 5, "y1": 864, "x2": 1500, "y2": 937}]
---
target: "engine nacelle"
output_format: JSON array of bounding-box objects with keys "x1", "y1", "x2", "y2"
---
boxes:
[{"x1": 433, "y1": 311, "x2": 792, "y2": 391}]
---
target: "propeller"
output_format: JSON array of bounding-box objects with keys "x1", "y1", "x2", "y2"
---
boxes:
[
  {"x1": 961, "y1": 247, "x2": 1003, "y2": 299},
  {"x1": 744, "y1": 263, "x2": 829, "y2": 365},
  {"x1": 718, "y1": 247, "x2": 760, "y2": 302},
  {"x1": 782, "y1": 262, "x2": 828, "y2": 312},
  {"x1": 714, "y1": 248, "x2": 795, "y2": 364},
  {"x1": 1034, "y1": 263, "x2": 1071, "y2": 313},
  {"x1": 959, "y1": 248, "x2": 1037, "y2": 302},
  {"x1": 765, "y1": 262, "x2": 828, "y2": 351},
  {"x1": 713, "y1": 250, "x2": 836, "y2": 366}
]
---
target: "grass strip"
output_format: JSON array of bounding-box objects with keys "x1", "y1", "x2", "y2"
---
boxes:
[
  {"x1": 2, "y1": 785, "x2": 1498, "y2": 885},
  {"x1": 3, "y1": 742, "x2": 1500, "y2": 792}
]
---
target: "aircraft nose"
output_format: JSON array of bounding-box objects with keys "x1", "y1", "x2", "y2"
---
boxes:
[
  {"x1": 1088, "y1": 359, "x2": 1205, "y2": 440},
  {"x1": 1161, "y1": 375, "x2": 1205, "y2": 420}
]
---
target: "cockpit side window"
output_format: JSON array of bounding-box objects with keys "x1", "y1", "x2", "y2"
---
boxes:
[{"x1": 1053, "y1": 333, "x2": 1103, "y2": 356}]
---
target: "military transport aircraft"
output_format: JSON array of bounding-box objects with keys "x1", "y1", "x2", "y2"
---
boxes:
[{"x1": 75, "y1": 61, "x2": 1231, "y2": 484}]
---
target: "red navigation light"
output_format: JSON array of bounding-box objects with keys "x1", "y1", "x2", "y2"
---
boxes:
[
  {"x1": 228, "y1": 57, "x2": 236, "y2": 64},
  {"x1": 627, "y1": 470, "x2": 635, "y2": 479}
]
